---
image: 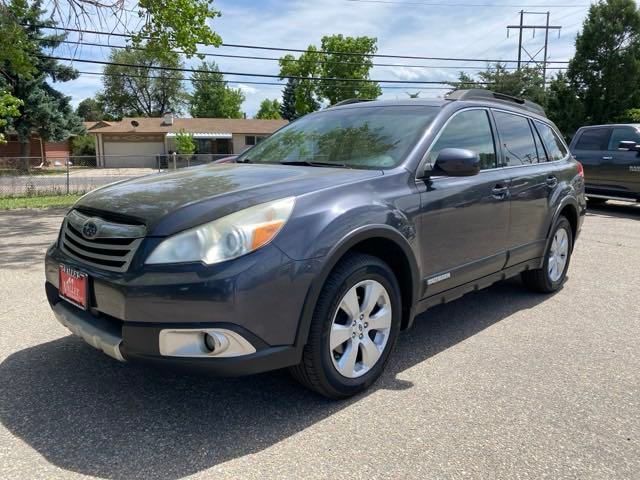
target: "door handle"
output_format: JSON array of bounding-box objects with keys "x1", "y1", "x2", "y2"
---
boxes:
[
  {"x1": 546, "y1": 176, "x2": 558, "y2": 187},
  {"x1": 602, "y1": 156, "x2": 613, "y2": 160},
  {"x1": 491, "y1": 185, "x2": 509, "y2": 200}
]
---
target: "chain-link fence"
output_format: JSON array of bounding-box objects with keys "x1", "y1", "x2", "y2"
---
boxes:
[{"x1": 0, "y1": 154, "x2": 234, "y2": 198}]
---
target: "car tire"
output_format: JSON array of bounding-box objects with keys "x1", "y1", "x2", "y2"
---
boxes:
[
  {"x1": 587, "y1": 197, "x2": 607, "y2": 205},
  {"x1": 521, "y1": 216, "x2": 573, "y2": 293},
  {"x1": 290, "y1": 253, "x2": 402, "y2": 399}
]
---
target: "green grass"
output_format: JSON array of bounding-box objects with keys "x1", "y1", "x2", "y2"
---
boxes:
[{"x1": 0, "y1": 194, "x2": 82, "y2": 210}]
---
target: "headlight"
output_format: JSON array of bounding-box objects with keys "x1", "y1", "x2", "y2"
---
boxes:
[{"x1": 145, "y1": 197, "x2": 295, "y2": 265}]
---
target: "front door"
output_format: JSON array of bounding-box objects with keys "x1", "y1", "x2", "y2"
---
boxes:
[
  {"x1": 572, "y1": 126, "x2": 613, "y2": 194},
  {"x1": 418, "y1": 108, "x2": 511, "y2": 297}
]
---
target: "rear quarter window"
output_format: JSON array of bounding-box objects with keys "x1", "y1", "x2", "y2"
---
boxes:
[{"x1": 535, "y1": 121, "x2": 568, "y2": 161}]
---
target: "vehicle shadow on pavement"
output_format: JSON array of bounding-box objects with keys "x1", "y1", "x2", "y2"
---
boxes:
[
  {"x1": 0, "y1": 208, "x2": 66, "y2": 270},
  {"x1": 0, "y1": 278, "x2": 549, "y2": 480},
  {"x1": 586, "y1": 202, "x2": 640, "y2": 219}
]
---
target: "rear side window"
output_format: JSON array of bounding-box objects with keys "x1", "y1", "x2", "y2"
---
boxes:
[
  {"x1": 531, "y1": 122, "x2": 548, "y2": 162},
  {"x1": 535, "y1": 121, "x2": 568, "y2": 161},
  {"x1": 493, "y1": 111, "x2": 539, "y2": 166},
  {"x1": 574, "y1": 128, "x2": 610, "y2": 150},
  {"x1": 427, "y1": 109, "x2": 497, "y2": 170},
  {"x1": 607, "y1": 127, "x2": 640, "y2": 150}
]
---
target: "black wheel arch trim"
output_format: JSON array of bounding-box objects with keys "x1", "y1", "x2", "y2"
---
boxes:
[
  {"x1": 292, "y1": 225, "x2": 420, "y2": 355},
  {"x1": 548, "y1": 195, "x2": 580, "y2": 244}
]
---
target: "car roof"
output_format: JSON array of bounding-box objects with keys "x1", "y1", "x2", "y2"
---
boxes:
[
  {"x1": 325, "y1": 96, "x2": 551, "y2": 124},
  {"x1": 578, "y1": 123, "x2": 640, "y2": 129}
]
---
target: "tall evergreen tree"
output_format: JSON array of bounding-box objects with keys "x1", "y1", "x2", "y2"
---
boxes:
[
  {"x1": 280, "y1": 79, "x2": 298, "y2": 121},
  {"x1": 0, "y1": 0, "x2": 83, "y2": 157}
]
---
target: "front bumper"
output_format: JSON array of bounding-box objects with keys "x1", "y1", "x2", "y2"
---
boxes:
[{"x1": 46, "y1": 242, "x2": 319, "y2": 375}]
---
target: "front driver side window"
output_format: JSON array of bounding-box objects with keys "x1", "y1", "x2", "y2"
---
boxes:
[
  {"x1": 608, "y1": 127, "x2": 640, "y2": 150},
  {"x1": 427, "y1": 109, "x2": 497, "y2": 170}
]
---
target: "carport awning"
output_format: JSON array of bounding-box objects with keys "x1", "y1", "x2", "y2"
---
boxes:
[{"x1": 166, "y1": 132, "x2": 232, "y2": 139}]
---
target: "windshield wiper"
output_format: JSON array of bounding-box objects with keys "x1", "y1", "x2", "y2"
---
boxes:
[
  {"x1": 237, "y1": 157, "x2": 252, "y2": 163},
  {"x1": 279, "y1": 160, "x2": 348, "y2": 168}
]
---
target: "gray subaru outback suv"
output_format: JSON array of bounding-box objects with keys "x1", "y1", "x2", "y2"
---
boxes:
[{"x1": 45, "y1": 89, "x2": 586, "y2": 398}]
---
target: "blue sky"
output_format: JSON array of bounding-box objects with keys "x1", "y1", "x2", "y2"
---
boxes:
[{"x1": 47, "y1": 0, "x2": 606, "y2": 117}]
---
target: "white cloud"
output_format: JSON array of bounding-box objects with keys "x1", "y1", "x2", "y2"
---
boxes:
[{"x1": 235, "y1": 84, "x2": 258, "y2": 95}]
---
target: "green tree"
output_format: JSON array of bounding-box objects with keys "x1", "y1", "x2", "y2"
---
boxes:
[
  {"x1": 189, "y1": 62, "x2": 245, "y2": 118},
  {"x1": 0, "y1": 90, "x2": 21, "y2": 144},
  {"x1": 255, "y1": 99, "x2": 282, "y2": 119},
  {"x1": 617, "y1": 108, "x2": 640, "y2": 122},
  {"x1": 279, "y1": 34, "x2": 381, "y2": 116},
  {"x1": 0, "y1": 0, "x2": 221, "y2": 69},
  {"x1": 451, "y1": 64, "x2": 547, "y2": 105},
  {"x1": 545, "y1": 72, "x2": 585, "y2": 139},
  {"x1": 76, "y1": 98, "x2": 106, "y2": 122},
  {"x1": 280, "y1": 79, "x2": 298, "y2": 120},
  {"x1": 100, "y1": 48, "x2": 187, "y2": 118},
  {"x1": 0, "y1": 0, "x2": 83, "y2": 158},
  {"x1": 70, "y1": 134, "x2": 96, "y2": 158},
  {"x1": 175, "y1": 129, "x2": 196, "y2": 154},
  {"x1": 567, "y1": 0, "x2": 640, "y2": 124}
]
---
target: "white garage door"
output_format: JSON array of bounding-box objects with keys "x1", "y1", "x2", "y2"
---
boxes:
[{"x1": 103, "y1": 141, "x2": 165, "y2": 168}]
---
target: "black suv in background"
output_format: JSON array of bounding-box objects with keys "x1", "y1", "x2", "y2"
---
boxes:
[
  {"x1": 45, "y1": 90, "x2": 585, "y2": 398},
  {"x1": 570, "y1": 124, "x2": 640, "y2": 204}
]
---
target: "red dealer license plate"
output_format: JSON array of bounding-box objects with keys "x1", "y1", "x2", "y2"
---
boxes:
[{"x1": 59, "y1": 264, "x2": 88, "y2": 310}]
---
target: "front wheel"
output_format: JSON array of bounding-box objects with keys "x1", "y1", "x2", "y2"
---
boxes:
[
  {"x1": 290, "y1": 253, "x2": 402, "y2": 399},
  {"x1": 521, "y1": 216, "x2": 573, "y2": 293}
]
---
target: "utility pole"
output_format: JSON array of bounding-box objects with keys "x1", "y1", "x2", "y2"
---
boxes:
[
  {"x1": 517, "y1": 10, "x2": 524, "y2": 71},
  {"x1": 507, "y1": 11, "x2": 562, "y2": 85}
]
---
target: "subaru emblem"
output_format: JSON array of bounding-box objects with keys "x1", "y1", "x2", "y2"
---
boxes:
[{"x1": 82, "y1": 220, "x2": 99, "y2": 239}]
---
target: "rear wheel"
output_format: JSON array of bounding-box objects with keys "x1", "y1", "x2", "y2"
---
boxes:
[
  {"x1": 521, "y1": 216, "x2": 573, "y2": 293},
  {"x1": 290, "y1": 253, "x2": 401, "y2": 399}
]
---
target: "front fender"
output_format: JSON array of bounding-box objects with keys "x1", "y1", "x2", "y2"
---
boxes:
[{"x1": 290, "y1": 224, "x2": 421, "y2": 353}]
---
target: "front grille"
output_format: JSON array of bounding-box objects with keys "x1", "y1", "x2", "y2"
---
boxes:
[{"x1": 60, "y1": 210, "x2": 146, "y2": 272}]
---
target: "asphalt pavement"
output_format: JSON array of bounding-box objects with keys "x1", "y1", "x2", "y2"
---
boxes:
[{"x1": 0, "y1": 202, "x2": 638, "y2": 479}]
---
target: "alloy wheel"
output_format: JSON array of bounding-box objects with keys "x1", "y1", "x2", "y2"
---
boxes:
[
  {"x1": 329, "y1": 279, "x2": 392, "y2": 378},
  {"x1": 548, "y1": 227, "x2": 569, "y2": 282}
]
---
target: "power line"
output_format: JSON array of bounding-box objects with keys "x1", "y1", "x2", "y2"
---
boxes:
[
  {"x1": 57, "y1": 39, "x2": 568, "y2": 70},
  {"x1": 75, "y1": 70, "x2": 456, "y2": 90},
  {"x1": 37, "y1": 24, "x2": 570, "y2": 64},
  {"x1": 344, "y1": 0, "x2": 588, "y2": 7},
  {"x1": 43, "y1": 55, "x2": 496, "y2": 85}
]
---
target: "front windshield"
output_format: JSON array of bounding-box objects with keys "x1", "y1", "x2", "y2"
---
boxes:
[{"x1": 238, "y1": 105, "x2": 439, "y2": 169}]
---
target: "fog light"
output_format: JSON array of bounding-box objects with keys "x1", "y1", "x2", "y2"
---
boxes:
[{"x1": 159, "y1": 328, "x2": 256, "y2": 358}]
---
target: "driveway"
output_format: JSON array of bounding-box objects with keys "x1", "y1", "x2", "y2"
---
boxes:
[{"x1": 0, "y1": 203, "x2": 638, "y2": 479}]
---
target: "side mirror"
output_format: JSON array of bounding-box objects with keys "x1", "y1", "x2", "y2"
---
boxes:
[
  {"x1": 433, "y1": 148, "x2": 480, "y2": 177},
  {"x1": 618, "y1": 141, "x2": 639, "y2": 151}
]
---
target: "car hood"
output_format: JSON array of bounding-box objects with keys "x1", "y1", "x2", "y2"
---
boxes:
[{"x1": 75, "y1": 163, "x2": 382, "y2": 236}]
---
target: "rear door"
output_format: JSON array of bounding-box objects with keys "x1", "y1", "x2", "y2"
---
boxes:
[
  {"x1": 602, "y1": 126, "x2": 640, "y2": 198},
  {"x1": 571, "y1": 127, "x2": 612, "y2": 192},
  {"x1": 491, "y1": 110, "x2": 559, "y2": 266}
]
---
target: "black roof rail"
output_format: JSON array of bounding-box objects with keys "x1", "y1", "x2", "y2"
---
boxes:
[
  {"x1": 329, "y1": 98, "x2": 375, "y2": 108},
  {"x1": 446, "y1": 89, "x2": 546, "y2": 117}
]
